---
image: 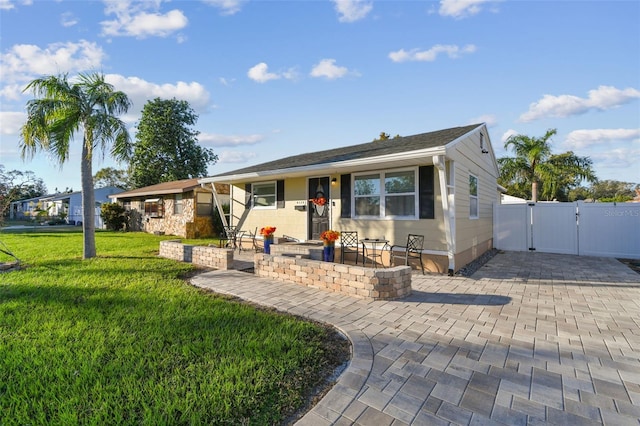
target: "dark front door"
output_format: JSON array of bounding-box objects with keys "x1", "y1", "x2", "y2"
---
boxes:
[{"x1": 308, "y1": 177, "x2": 330, "y2": 240}]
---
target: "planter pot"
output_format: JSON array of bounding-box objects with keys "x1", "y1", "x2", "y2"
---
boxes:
[
  {"x1": 323, "y1": 244, "x2": 335, "y2": 262},
  {"x1": 264, "y1": 237, "x2": 274, "y2": 254}
]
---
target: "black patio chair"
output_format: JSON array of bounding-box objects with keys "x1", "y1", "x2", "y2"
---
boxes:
[
  {"x1": 340, "y1": 231, "x2": 359, "y2": 264},
  {"x1": 390, "y1": 234, "x2": 425, "y2": 274}
]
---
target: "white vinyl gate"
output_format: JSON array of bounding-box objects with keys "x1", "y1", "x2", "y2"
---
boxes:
[{"x1": 494, "y1": 202, "x2": 640, "y2": 258}]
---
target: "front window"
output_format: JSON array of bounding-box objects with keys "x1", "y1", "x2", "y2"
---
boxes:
[
  {"x1": 354, "y1": 174, "x2": 380, "y2": 216},
  {"x1": 196, "y1": 192, "x2": 212, "y2": 216},
  {"x1": 144, "y1": 199, "x2": 163, "y2": 217},
  {"x1": 174, "y1": 194, "x2": 183, "y2": 215},
  {"x1": 252, "y1": 182, "x2": 276, "y2": 208},
  {"x1": 469, "y1": 175, "x2": 478, "y2": 219},
  {"x1": 354, "y1": 169, "x2": 417, "y2": 218}
]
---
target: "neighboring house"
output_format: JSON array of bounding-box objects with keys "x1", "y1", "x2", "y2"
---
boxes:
[
  {"x1": 49, "y1": 186, "x2": 124, "y2": 226},
  {"x1": 109, "y1": 178, "x2": 229, "y2": 238},
  {"x1": 9, "y1": 186, "x2": 123, "y2": 228},
  {"x1": 9, "y1": 195, "x2": 48, "y2": 220},
  {"x1": 199, "y1": 123, "x2": 500, "y2": 274}
]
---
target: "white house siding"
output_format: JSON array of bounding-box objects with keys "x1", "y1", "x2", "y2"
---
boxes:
[{"x1": 447, "y1": 129, "x2": 499, "y2": 269}]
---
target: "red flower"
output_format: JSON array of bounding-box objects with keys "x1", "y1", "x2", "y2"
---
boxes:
[{"x1": 260, "y1": 226, "x2": 276, "y2": 237}]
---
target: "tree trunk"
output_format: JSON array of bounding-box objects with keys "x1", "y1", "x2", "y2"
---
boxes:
[
  {"x1": 81, "y1": 141, "x2": 96, "y2": 259},
  {"x1": 531, "y1": 180, "x2": 538, "y2": 203}
]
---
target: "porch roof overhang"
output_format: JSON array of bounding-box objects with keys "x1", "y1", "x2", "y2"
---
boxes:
[{"x1": 200, "y1": 146, "x2": 447, "y2": 184}]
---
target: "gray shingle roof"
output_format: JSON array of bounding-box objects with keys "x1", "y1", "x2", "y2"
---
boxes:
[{"x1": 212, "y1": 123, "x2": 481, "y2": 177}]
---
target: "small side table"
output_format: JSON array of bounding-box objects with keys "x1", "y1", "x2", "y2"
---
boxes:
[{"x1": 360, "y1": 238, "x2": 389, "y2": 268}]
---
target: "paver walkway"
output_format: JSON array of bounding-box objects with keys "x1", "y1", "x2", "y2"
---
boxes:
[{"x1": 191, "y1": 251, "x2": 640, "y2": 425}]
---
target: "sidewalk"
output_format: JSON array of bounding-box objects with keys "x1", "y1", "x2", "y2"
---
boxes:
[{"x1": 191, "y1": 251, "x2": 640, "y2": 425}]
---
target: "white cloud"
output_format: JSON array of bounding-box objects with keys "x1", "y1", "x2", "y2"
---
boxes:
[
  {"x1": 564, "y1": 128, "x2": 640, "y2": 150},
  {"x1": 0, "y1": 0, "x2": 31, "y2": 10},
  {"x1": 247, "y1": 63, "x2": 297, "y2": 83},
  {"x1": 101, "y1": 1, "x2": 188, "y2": 38},
  {"x1": 310, "y1": 59, "x2": 355, "y2": 80},
  {"x1": 61, "y1": 12, "x2": 78, "y2": 27},
  {"x1": 199, "y1": 132, "x2": 264, "y2": 147},
  {"x1": 520, "y1": 86, "x2": 640, "y2": 122},
  {"x1": 590, "y1": 147, "x2": 640, "y2": 170},
  {"x1": 201, "y1": 0, "x2": 245, "y2": 16},
  {"x1": 469, "y1": 114, "x2": 497, "y2": 127},
  {"x1": 219, "y1": 77, "x2": 235, "y2": 87},
  {"x1": 501, "y1": 129, "x2": 519, "y2": 143},
  {"x1": 247, "y1": 63, "x2": 279, "y2": 83},
  {"x1": 0, "y1": 83, "x2": 24, "y2": 101},
  {"x1": 439, "y1": 0, "x2": 497, "y2": 19},
  {"x1": 104, "y1": 74, "x2": 211, "y2": 117},
  {"x1": 218, "y1": 150, "x2": 257, "y2": 164},
  {"x1": 389, "y1": 44, "x2": 476, "y2": 62},
  {"x1": 0, "y1": 40, "x2": 106, "y2": 85},
  {"x1": 332, "y1": 0, "x2": 373, "y2": 23},
  {"x1": 0, "y1": 111, "x2": 26, "y2": 135}
]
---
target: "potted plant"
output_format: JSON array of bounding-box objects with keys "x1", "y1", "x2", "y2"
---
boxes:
[
  {"x1": 260, "y1": 226, "x2": 276, "y2": 254},
  {"x1": 320, "y1": 230, "x2": 340, "y2": 262}
]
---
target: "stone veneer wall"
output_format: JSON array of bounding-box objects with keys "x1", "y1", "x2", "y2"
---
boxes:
[
  {"x1": 254, "y1": 253, "x2": 412, "y2": 300},
  {"x1": 159, "y1": 240, "x2": 232, "y2": 270},
  {"x1": 142, "y1": 191, "x2": 215, "y2": 238}
]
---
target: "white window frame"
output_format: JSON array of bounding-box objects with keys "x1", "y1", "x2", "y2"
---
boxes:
[
  {"x1": 252, "y1": 181, "x2": 277, "y2": 209},
  {"x1": 353, "y1": 168, "x2": 418, "y2": 219},
  {"x1": 469, "y1": 174, "x2": 479, "y2": 219}
]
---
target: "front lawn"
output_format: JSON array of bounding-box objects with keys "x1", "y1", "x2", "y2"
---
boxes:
[{"x1": 0, "y1": 230, "x2": 349, "y2": 425}]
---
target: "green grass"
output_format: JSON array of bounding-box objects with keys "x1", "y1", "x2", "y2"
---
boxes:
[{"x1": 0, "y1": 230, "x2": 349, "y2": 425}]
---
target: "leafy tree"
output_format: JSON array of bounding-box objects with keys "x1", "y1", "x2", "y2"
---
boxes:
[
  {"x1": 128, "y1": 98, "x2": 218, "y2": 188},
  {"x1": 373, "y1": 132, "x2": 401, "y2": 142},
  {"x1": 498, "y1": 129, "x2": 597, "y2": 202},
  {"x1": 0, "y1": 166, "x2": 47, "y2": 223},
  {"x1": 100, "y1": 203, "x2": 127, "y2": 231},
  {"x1": 20, "y1": 72, "x2": 131, "y2": 259},
  {"x1": 590, "y1": 180, "x2": 638, "y2": 201},
  {"x1": 94, "y1": 167, "x2": 129, "y2": 189},
  {"x1": 374, "y1": 132, "x2": 391, "y2": 141},
  {"x1": 568, "y1": 186, "x2": 592, "y2": 201}
]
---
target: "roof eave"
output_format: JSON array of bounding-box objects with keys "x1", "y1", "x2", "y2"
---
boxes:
[
  {"x1": 109, "y1": 186, "x2": 200, "y2": 199},
  {"x1": 200, "y1": 146, "x2": 447, "y2": 184}
]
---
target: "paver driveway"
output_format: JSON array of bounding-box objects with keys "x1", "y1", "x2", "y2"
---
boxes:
[{"x1": 191, "y1": 251, "x2": 640, "y2": 425}]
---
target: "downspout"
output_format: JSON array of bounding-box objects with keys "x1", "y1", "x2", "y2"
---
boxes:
[
  {"x1": 433, "y1": 155, "x2": 455, "y2": 275},
  {"x1": 202, "y1": 183, "x2": 228, "y2": 228}
]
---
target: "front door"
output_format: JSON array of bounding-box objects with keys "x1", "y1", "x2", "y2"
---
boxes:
[{"x1": 308, "y1": 177, "x2": 330, "y2": 240}]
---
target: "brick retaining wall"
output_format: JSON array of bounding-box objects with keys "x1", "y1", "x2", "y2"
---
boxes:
[
  {"x1": 254, "y1": 253, "x2": 412, "y2": 300},
  {"x1": 159, "y1": 240, "x2": 233, "y2": 270}
]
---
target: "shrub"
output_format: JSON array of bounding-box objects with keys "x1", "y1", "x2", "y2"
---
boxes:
[{"x1": 100, "y1": 203, "x2": 126, "y2": 231}]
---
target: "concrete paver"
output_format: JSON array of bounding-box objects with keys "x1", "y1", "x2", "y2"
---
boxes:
[{"x1": 191, "y1": 251, "x2": 640, "y2": 425}]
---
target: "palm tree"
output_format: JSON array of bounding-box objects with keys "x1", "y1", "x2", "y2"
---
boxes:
[
  {"x1": 498, "y1": 129, "x2": 596, "y2": 202},
  {"x1": 20, "y1": 73, "x2": 132, "y2": 259}
]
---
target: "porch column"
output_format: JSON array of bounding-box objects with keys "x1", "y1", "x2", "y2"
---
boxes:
[{"x1": 433, "y1": 155, "x2": 455, "y2": 275}]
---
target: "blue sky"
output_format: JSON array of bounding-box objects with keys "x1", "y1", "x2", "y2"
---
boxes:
[{"x1": 1, "y1": 0, "x2": 639, "y2": 193}]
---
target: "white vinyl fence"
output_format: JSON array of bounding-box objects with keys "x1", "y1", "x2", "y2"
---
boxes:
[
  {"x1": 494, "y1": 202, "x2": 640, "y2": 258},
  {"x1": 68, "y1": 206, "x2": 105, "y2": 228}
]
